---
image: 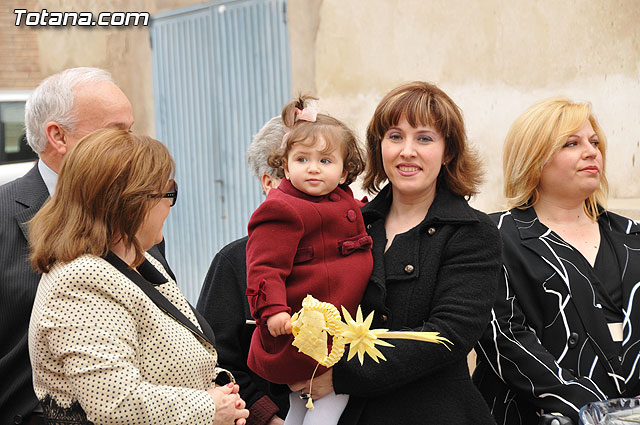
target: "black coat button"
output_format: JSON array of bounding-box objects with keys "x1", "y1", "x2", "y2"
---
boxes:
[
  {"x1": 568, "y1": 332, "x2": 579, "y2": 348},
  {"x1": 13, "y1": 415, "x2": 23, "y2": 424}
]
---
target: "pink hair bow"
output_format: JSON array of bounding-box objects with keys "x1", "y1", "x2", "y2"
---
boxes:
[
  {"x1": 296, "y1": 106, "x2": 317, "y2": 123},
  {"x1": 280, "y1": 105, "x2": 318, "y2": 148}
]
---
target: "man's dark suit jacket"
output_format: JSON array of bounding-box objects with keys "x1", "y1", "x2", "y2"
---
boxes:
[{"x1": 0, "y1": 165, "x2": 173, "y2": 425}]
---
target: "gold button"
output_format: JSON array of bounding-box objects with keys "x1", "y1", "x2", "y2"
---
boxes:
[
  {"x1": 404, "y1": 264, "x2": 414, "y2": 274},
  {"x1": 427, "y1": 227, "x2": 436, "y2": 235},
  {"x1": 380, "y1": 314, "x2": 388, "y2": 322}
]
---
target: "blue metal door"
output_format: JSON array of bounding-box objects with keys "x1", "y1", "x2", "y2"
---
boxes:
[{"x1": 151, "y1": 0, "x2": 291, "y2": 302}]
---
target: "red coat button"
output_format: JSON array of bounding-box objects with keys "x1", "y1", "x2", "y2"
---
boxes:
[
  {"x1": 347, "y1": 209, "x2": 357, "y2": 222},
  {"x1": 329, "y1": 193, "x2": 341, "y2": 201}
]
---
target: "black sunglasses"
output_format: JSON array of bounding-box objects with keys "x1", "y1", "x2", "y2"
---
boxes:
[{"x1": 150, "y1": 180, "x2": 178, "y2": 207}]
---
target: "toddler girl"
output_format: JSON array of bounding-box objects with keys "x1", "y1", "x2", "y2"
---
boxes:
[{"x1": 246, "y1": 96, "x2": 372, "y2": 425}]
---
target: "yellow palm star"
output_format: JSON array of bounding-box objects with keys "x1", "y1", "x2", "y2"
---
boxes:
[
  {"x1": 337, "y1": 305, "x2": 394, "y2": 365},
  {"x1": 291, "y1": 295, "x2": 452, "y2": 368},
  {"x1": 289, "y1": 295, "x2": 452, "y2": 411}
]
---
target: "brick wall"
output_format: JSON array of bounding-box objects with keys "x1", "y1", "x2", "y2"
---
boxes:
[{"x1": 0, "y1": 1, "x2": 43, "y2": 89}]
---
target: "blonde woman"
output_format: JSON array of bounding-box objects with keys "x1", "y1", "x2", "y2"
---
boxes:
[
  {"x1": 474, "y1": 98, "x2": 640, "y2": 425},
  {"x1": 28, "y1": 129, "x2": 249, "y2": 425}
]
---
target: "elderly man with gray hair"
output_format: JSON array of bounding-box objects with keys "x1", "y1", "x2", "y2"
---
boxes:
[
  {"x1": 197, "y1": 116, "x2": 289, "y2": 425},
  {"x1": 0, "y1": 67, "x2": 171, "y2": 425}
]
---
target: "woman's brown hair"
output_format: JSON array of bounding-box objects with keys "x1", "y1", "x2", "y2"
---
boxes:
[
  {"x1": 30, "y1": 128, "x2": 175, "y2": 273},
  {"x1": 268, "y1": 95, "x2": 365, "y2": 186},
  {"x1": 363, "y1": 81, "x2": 482, "y2": 196}
]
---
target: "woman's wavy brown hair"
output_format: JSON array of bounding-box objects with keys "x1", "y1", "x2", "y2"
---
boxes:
[
  {"x1": 363, "y1": 81, "x2": 482, "y2": 196},
  {"x1": 268, "y1": 95, "x2": 365, "y2": 186},
  {"x1": 30, "y1": 128, "x2": 174, "y2": 273}
]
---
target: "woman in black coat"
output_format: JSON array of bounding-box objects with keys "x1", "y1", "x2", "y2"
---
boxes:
[
  {"x1": 473, "y1": 97, "x2": 640, "y2": 425},
  {"x1": 290, "y1": 82, "x2": 502, "y2": 424}
]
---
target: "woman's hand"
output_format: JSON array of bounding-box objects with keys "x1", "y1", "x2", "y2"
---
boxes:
[
  {"x1": 288, "y1": 369, "x2": 334, "y2": 400},
  {"x1": 207, "y1": 383, "x2": 249, "y2": 425},
  {"x1": 266, "y1": 312, "x2": 292, "y2": 337}
]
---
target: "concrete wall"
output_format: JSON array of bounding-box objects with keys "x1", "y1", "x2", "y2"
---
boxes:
[
  {"x1": 3, "y1": 0, "x2": 639, "y2": 214},
  {"x1": 22, "y1": 0, "x2": 157, "y2": 136},
  {"x1": 292, "y1": 0, "x2": 640, "y2": 213}
]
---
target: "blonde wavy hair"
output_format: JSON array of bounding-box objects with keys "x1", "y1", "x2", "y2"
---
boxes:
[
  {"x1": 30, "y1": 129, "x2": 174, "y2": 273},
  {"x1": 503, "y1": 97, "x2": 608, "y2": 220}
]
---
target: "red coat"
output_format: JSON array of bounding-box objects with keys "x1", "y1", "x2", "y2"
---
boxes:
[{"x1": 246, "y1": 178, "x2": 372, "y2": 384}]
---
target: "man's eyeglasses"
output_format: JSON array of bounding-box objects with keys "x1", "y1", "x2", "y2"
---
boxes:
[{"x1": 149, "y1": 180, "x2": 178, "y2": 207}]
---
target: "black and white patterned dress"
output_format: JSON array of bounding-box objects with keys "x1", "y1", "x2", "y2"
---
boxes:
[{"x1": 474, "y1": 208, "x2": 640, "y2": 425}]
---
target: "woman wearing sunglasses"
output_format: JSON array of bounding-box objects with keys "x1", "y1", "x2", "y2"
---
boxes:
[{"x1": 28, "y1": 128, "x2": 249, "y2": 425}]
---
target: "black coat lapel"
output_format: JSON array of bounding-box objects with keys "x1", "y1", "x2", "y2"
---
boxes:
[
  {"x1": 513, "y1": 209, "x2": 621, "y2": 372},
  {"x1": 601, "y1": 212, "x2": 640, "y2": 309},
  {"x1": 147, "y1": 241, "x2": 176, "y2": 281},
  {"x1": 135, "y1": 258, "x2": 215, "y2": 345},
  {"x1": 104, "y1": 252, "x2": 215, "y2": 347},
  {"x1": 600, "y1": 212, "x2": 640, "y2": 370},
  {"x1": 510, "y1": 209, "x2": 567, "y2": 288},
  {"x1": 360, "y1": 187, "x2": 391, "y2": 318},
  {"x1": 190, "y1": 305, "x2": 216, "y2": 346},
  {"x1": 13, "y1": 165, "x2": 49, "y2": 241}
]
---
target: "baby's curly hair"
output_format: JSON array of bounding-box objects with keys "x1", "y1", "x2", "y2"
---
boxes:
[{"x1": 267, "y1": 95, "x2": 365, "y2": 186}]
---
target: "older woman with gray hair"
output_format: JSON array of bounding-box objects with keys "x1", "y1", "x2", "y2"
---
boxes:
[{"x1": 197, "y1": 116, "x2": 289, "y2": 425}]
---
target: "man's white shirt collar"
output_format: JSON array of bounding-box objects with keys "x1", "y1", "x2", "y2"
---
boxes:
[{"x1": 38, "y1": 159, "x2": 57, "y2": 196}]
